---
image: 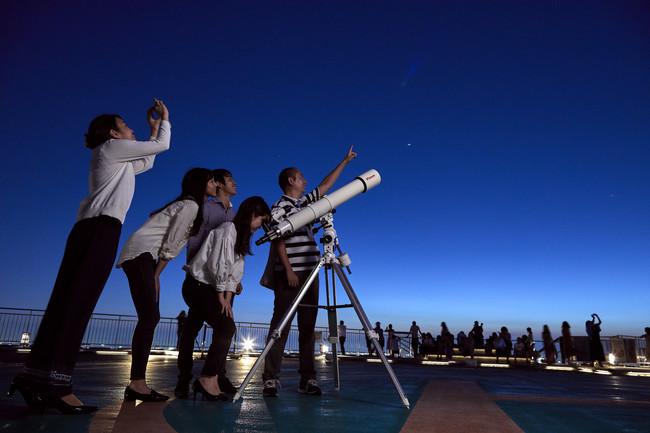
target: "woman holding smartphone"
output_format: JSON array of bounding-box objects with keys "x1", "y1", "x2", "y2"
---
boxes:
[{"x1": 10, "y1": 99, "x2": 170, "y2": 414}]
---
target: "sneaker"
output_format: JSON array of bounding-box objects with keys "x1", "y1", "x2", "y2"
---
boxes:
[
  {"x1": 218, "y1": 375, "x2": 238, "y2": 394},
  {"x1": 262, "y1": 379, "x2": 279, "y2": 397},
  {"x1": 298, "y1": 378, "x2": 322, "y2": 396}
]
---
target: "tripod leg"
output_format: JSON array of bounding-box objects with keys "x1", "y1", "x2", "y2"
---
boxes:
[
  {"x1": 325, "y1": 268, "x2": 340, "y2": 390},
  {"x1": 233, "y1": 259, "x2": 324, "y2": 402},
  {"x1": 332, "y1": 262, "x2": 411, "y2": 409}
]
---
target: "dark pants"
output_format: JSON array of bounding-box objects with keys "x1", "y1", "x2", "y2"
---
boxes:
[
  {"x1": 122, "y1": 253, "x2": 160, "y2": 381},
  {"x1": 263, "y1": 271, "x2": 319, "y2": 381},
  {"x1": 177, "y1": 297, "x2": 235, "y2": 382},
  {"x1": 412, "y1": 337, "x2": 419, "y2": 356},
  {"x1": 339, "y1": 336, "x2": 346, "y2": 355},
  {"x1": 180, "y1": 276, "x2": 236, "y2": 377},
  {"x1": 24, "y1": 216, "x2": 121, "y2": 396}
]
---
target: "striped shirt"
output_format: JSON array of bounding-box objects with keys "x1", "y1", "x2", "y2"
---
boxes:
[{"x1": 272, "y1": 188, "x2": 321, "y2": 272}]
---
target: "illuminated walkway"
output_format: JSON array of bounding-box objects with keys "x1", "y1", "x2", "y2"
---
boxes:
[{"x1": 2, "y1": 352, "x2": 650, "y2": 432}]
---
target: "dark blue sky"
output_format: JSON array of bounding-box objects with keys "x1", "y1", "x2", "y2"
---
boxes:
[{"x1": 1, "y1": 1, "x2": 648, "y2": 339}]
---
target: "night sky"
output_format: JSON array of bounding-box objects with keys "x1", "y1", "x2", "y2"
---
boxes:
[{"x1": 1, "y1": 1, "x2": 648, "y2": 340}]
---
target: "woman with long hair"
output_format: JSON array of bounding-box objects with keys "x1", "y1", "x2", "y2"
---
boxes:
[
  {"x1": 116, "y1": 168, "x2": 216, "y2": 402},
  {"x1": 179, "y1": 196, "x2": 270, "y2": 401},
  {"x1": 9, "y1": 99, "x2": 170, "y2": 414},
  {"x1": 542, "y1": 325, "x2": 557, "y2": 364},
  {"x1": 559, "y1": 321, "x2": 577, "y2": 364}
]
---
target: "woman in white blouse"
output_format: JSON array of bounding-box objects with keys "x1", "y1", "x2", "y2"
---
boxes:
[
  {"x1": 10, "y1": 99, "x2": 170, "y2": 415},
  {"x1": 116, "y1": 168, "x2": 217, "y2": 402},
  {"x1": 181, "y1": 196, "x2": 270, "y2": 401}
]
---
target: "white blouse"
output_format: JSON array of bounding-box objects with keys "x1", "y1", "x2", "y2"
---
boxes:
[
  {"x1": 116, "y1": 198, "x2": 199, "y2": 267},
  {"x1": 78, "y1": 120, "x2": 171, "y2": 223},
  {"x1": 183, "y1": 222, "x2": 244, "y2": 293}
]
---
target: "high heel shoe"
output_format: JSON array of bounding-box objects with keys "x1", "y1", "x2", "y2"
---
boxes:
[
  {"x1": 7, "y1": 376, "x2": 46, "y2": 412},
  {"x1": 124, "y1": 386, "x2": 169, "y2": 402},
  {"x1": 192, "y1": 380, "x2": 228, "y2": 402},
  {"x1": 45, "y1": 395, "x2": 98, "y2": 415}
]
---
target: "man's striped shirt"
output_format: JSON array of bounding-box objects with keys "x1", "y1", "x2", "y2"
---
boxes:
[{"x1": 272, "y1": 188, "x2": 321, "y2": 272}]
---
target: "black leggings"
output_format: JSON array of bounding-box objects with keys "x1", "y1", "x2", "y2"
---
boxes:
[
  {"x1": 180, "y1": 276, "x2": 236, "y2": 377},
  {"x1": 24, "y1": 216, "x2": 121, "y2": 396},
  {"x1": 122, "y1": 253, "x2": 160, "y2": 381}
]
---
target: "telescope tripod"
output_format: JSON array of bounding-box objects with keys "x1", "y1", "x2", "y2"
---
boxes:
[{"x1": 233, "y1": 213, "x2": 410, "y2": 409}]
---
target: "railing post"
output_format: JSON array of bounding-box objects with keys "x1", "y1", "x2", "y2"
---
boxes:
[{"x1": 114, "y1": 315, "x2": 121, "y2": 350}]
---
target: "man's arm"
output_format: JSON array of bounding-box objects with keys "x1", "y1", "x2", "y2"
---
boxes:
[
  {"x1": 317, "y1": 145, "x2": 357, "y2": 196},
  {"x1": 272, "y1": 238, "x2": 299, "y2": 287}
]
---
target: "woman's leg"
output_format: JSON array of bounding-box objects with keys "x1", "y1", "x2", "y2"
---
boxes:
[
  {"x1": 122, "y1": 253, "x2": 160, "y2": 387},
  {"x1": 23, "y1": 216, "x2": 121, "y2": 398},
  {"x1": 176, "y1": 307, "x2": 205, "y2": 385},
  {"x1": 182, "y1": 277, "x2": 235, "y2": 393}
]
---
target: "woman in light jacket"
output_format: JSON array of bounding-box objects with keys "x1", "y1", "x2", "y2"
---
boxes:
[
  {"x1": 116, "y1": 167, "x2": 216, "y2": 402},
  {"x1": 180, "y1": 196, "x2": 270, "y2": 401}
]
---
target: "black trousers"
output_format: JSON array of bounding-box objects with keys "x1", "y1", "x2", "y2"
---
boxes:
[
  {"x1": 179, "y1": 276, "x2": 236, "y2": 377},
  {"x1": 177, "y1": 296, "x2": 234, "y2": 382},
  {"x1": 122, "y1": 252, "x2": 160, "y2": 381},
  {"x1": 263, "y1": 270, "x2": 319, "y2": 381},
  {"x1": 24, "y1": 216, "x2": 121, "y2": 396}
]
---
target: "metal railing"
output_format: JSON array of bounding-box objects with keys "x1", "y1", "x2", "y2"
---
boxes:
[{"x1": 0, "y1": 308, "x2": 646, "y2": 363}]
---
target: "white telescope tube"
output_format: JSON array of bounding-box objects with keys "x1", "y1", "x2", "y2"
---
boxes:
[{"x1": 257, "y1": 169, "x2": 381, "y2": 245}]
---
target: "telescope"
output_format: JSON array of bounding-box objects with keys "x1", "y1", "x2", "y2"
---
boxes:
[{"x1": 256, "y1": 169, "x2": 381, "y2": 246}]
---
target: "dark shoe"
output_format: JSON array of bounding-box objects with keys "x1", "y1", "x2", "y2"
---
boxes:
[
  {"x1": 124, "y1": 386, "x2": 169, "y2": 402},
  {"x1": 46, "y1": 395, "x2": 98, "y2": 415},
  {"x1": 298, "y1": 378, "x2": 322, "y2": 396},
  {"x1": 174, "y1": 376, "x2": 192, "y2": 399},
  {"x1": 262, "y1": 379, "x2": 279, "y2": 397},
  {"x1": 192, "y1": 380, "x2": 228, "y2": 402},
  {"x1": 7, "y1": 376, "x2": 46, "y2": 412},
  {"x1": 217, "y1": 375, "x2": 238, "y2": 394}
]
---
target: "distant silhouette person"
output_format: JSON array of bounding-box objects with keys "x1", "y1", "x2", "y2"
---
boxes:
[
  {"x1": 390, "y1": 333, "x2": 400, "y2": 358},
  {"x1": 463, "y1": 331, "x2": 475, "y2": 358},
  {"x1": 542, "y1": 325, "x2": 557, "y2": 364},
  {"x1": 513, "y1": 337, "x2": 526, "y2": 360},
  {"x1": 374, "y1": 322, "x2": 385, "y2": 354},
  {"x1": 456, "y1": 330, "x2": 467, "y2": 353},
  {"x1": 176, "y1": 310, "x2": 187, "y2": 350},
  {"x1": 338, "y1": 320, "x2": 347, "y2": 355},
  {"x1": 410, "y1": 321, "x2": 421, "y2": 357},
  {"x1": 558, "y1": 321, "x2": 576, "y2": 364},
  {"x1": 642, "y1": 327, "x2": 650, "y2": 363},
  {"x1": 522, "y1": 335, "x2": 534, "y2": 361},
  {"x1": 526, "y1": 327, "x2": 535, "y2": 352},
  {"x1": 385, "y1": 324, "x2": 396, "y2": 357},
  {"x1": 441, "y1": 322, "x2": 454, "y2": 361},
  {"x1": 420, "y1": 332, "x2": 435, "y2": 356},
  {"x1": 586, "y1": 313, "x2": 605, "y2": 366},
  {"x1": 472, "y1": 321, "x2": 484, "y2": 349},
  {"x1": 500, "y1": 326, "x2": 512, "y2": 358},
  {"x1": 485, "y1": 333, "x2": 495, "y2": 356}
]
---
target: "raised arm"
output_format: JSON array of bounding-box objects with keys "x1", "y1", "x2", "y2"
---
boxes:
[
  {"x1": 147, "y1": 98, "x2": 169, "y2": 138},
  {"x1": 317, "y1": 145, "x2": 357, "y2": 196},
  {"x1": 592, "y1": 313, "x2": 602, "y2": 326}
]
